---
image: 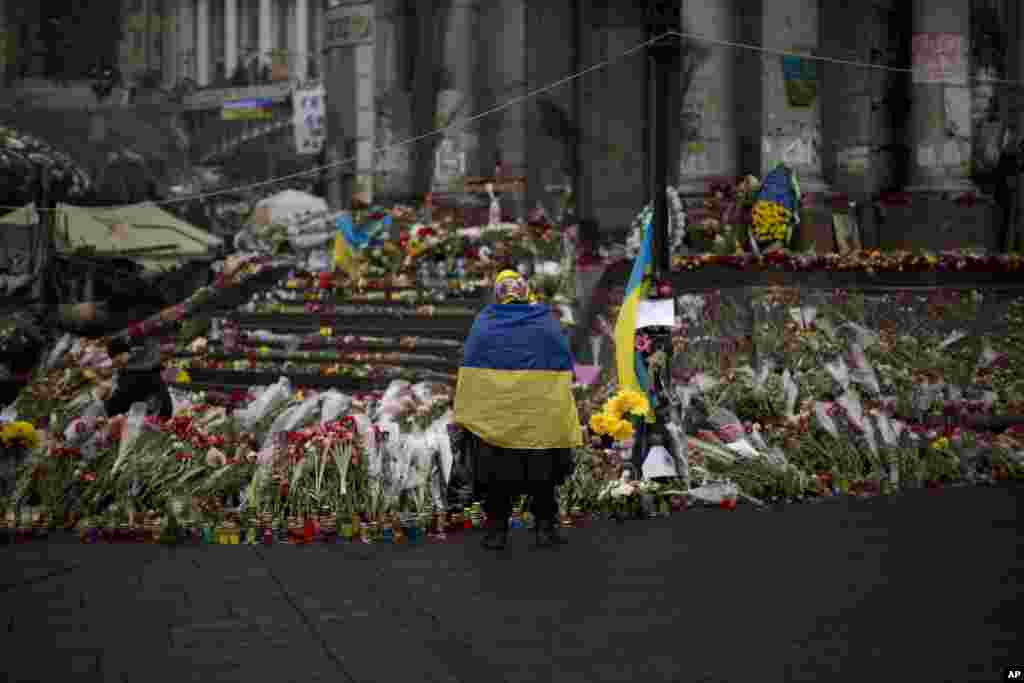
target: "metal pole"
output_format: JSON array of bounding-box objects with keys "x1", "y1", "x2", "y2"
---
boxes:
[{"x1": 648, "y1": 30, "x2": 680, "y2": 280}]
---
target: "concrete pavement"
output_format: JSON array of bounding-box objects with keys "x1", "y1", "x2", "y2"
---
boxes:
[{"x1": 1, "y1": 485, "x2": 1021, "y2": 683}]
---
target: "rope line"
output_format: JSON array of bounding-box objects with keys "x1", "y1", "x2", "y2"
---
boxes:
[{"x1": 2, "y1": 27, "x2": 1023, "y2": 214}]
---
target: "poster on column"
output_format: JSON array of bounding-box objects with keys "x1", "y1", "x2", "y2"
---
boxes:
[
  {"x1": 912, "y1": 34, "x2": 966, "y2": 86},
  {"x1": 781, "y1": 49, "x2": 818, "y2": 108},
  {"x1": 293, "y1": 85, "x2": 326, "y2": 155}
]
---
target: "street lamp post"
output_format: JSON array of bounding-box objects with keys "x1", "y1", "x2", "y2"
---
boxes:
[{"x1": 646, "y1": 5, "x2": 681, "y2": 281}]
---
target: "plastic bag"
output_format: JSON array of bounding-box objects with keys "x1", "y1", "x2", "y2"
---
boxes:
[
  {"x1": 782, "y1": 369, "x2": 799, "y2": 419},
  {"x1": 112, "y1": 403, "x2": 148, "y2": 475},
  {"x1": 359, "y1": 414, "x2": 389, "y2": 478},
  {"x1": 288, "y1": 229, "x2": 335, "y2": 251},
  {"x1": 875, "y1": 414, "x2": 898, "y2": 447},
  {"x1": 848, "y1": 345, "x2": 880, "y2": 395},
  {"x1": 753, "y1": 358, "x2": 776, "y2": 393},
  {"x1": 836, "y1": 321, "x2": 879, "y2": 349},
  {"x1": 692, "y1": 373, "x2": 720, "y2": 394},
  {"x1": 788, "y1": 306, "x2": 817, "y2": 329},
  {"x1": 307, "y1": 248, "x2": 331, "y2": 272},
  {"x1": 426, "y1": 413, "x2": 455, "y2": 485},
  {"x1": 263, "y1": 395, "x2": 322, "y2": 450},
  {"x1": 914, "y1": 382, "x2": 943, "y2": 415},
  {"x1": 939, "y1": 330, "x2": 968, "y2": 350},
  {"x1": 709, "y1": 407, "x2": 760, "y2": 461},
  {"x1": 837, "y1": 391, "x2": 866, "y2": 432},
  {"x1": 861, "y1": 417, "x2": 878, "y2": 457},
  {"x1": 399, "y1": 432, "x2": 434, "y2": 493},
  {"x1": 64, "y1": 401, "x2": 105, "y2": 447},
  {"x1": 687, "y1": 480, "x2": 738, "y2": 505},
  {"x1": 814, "y1": 402, "x2": 839, "y2": 439},
  {"x1": 377, "y1": 380, "x2": 413, "y2": 420},
  {"x1": 169, "y1": 387, "x2": 193, "y2": 416},
  {"x1": 236, "y1": 377, "x2": 293, "y2": 431},
  {"x1": 320, "y1": 391, "x2": 352, "y2": 425},
  {"x1": 825, "y1": 357, "x2": 851, "y2": 392},
  {"x1": 45, "y1": 334, "x2": 75, "y2": 370}
]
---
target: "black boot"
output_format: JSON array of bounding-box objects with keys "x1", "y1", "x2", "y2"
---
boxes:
[
  {"x1": 481, "y1": 518, "x2": 509, "y2": 550},
  {"x1": 534, "y1": 518, "x2": 568, "y2": 547}
]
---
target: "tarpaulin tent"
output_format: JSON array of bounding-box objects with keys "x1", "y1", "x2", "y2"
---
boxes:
[{"x1": 0, "y1": 203, "x2": 222, "y2": 272}]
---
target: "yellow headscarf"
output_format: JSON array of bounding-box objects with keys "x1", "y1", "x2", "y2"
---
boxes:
[{"x1": 494, "y1": 269, "x2": 536, "y2": 304}]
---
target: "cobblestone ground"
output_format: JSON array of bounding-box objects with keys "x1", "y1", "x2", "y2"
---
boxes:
[{"x1": 1, "y1": 484, "x2": 1020, "y2": 683}]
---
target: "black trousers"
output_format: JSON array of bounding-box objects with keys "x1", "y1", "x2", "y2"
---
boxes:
[{"x1": 483, "y1": 482, "x2": 558, "y2": 529}]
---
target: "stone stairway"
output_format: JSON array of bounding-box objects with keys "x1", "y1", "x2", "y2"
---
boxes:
[{"x1": 168, "y1": 271, "x2": 487, "y2": 396}]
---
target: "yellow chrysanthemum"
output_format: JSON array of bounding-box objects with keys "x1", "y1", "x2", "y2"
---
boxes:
[
  {"x1": 589, "y1": 413, "x2": 613, "y2": 435},
  {"x1": 609, "y1": 418, "x2": 635, "y2": 442},
  {"x1": 175, "y1": 370, "x2": 192, "y2": 384},
  {"x1": 604, "y1": 396, "x2": 628, "y2": 419},
  {"x1": 617, "y1": 389, "x2": 650, "y2": 417},
  {"x1": 1, "y1": 421, "x2": 40, "y2": 449}
]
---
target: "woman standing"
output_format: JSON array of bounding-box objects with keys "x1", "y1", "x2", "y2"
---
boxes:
[{"x1": 453, "y1": 270, "x2": 582, "y2": 550}]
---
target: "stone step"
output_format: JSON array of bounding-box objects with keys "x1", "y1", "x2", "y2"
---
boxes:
[
  {"x1": 178, "y1": 367, "x2": 455, "y2": 391},
  {"x1": 225, "y1": 313, "x2": 474, "y2": 338},
  {"x1": 229, "y1": 333, "x2": 462, "y2": 353},
  {"x1": 175, "y1": 349, "x2": 459, "y2": 371},
  {"x1": 266, "y1": 291, "x2": 487, "y2": 307}
]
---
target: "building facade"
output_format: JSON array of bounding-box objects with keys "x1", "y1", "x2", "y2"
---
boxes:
[
  {"x1": 118, "y1": 0, "x2": 325, "y2": 87},
  {"x1": 1, "y1": 0, "x2": 1022, "y2": 248}
]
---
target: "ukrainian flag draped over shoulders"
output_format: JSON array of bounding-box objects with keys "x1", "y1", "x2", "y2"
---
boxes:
[
  {"x1": 454, "y1": 303, "x2": 583, "y2": 449},
  {"x1": 614, "y1": 216, "x2": 653, "y2": 395}
]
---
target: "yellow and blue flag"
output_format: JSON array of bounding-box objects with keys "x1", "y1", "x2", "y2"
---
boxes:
[
  {"x1": 613, "y1": 216, "x2": 653, "y2": 395},
  {"x1": 454, "y1": 304, "x2": 583, "y2": 449},
  {"x1": 333, "y1": 211, "x2": 392, "y2": 277},
  {"x1": 333, "y1": 213, "x2": 361, "y2": 278}
]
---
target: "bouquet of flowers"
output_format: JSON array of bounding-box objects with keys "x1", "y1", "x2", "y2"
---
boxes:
[
  {"x1": 587, "y1": 388, "x2": 651, "y2": 443},
  {"x1": 751, "y1": 164, "x2": 800, "y2": 249}
]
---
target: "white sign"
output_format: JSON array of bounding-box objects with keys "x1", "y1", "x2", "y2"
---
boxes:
[
  {"x1": 325, "y1": 2, "x2": 374, "y2": 49},
  {"x1": 293, "y1": 85, "x2": 326, "y2": 155},
  {"x1": 635, "y1": 299, "x2": 676, "y2": 330}
]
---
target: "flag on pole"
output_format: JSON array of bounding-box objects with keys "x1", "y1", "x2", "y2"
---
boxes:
[{"x1": 613, "y1": 216, "x2": 653, "y2": 395}]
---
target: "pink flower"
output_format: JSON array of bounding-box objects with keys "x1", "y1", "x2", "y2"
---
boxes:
[{"x1": 635, "y1": 335, "x2": 652, "y2": 353}]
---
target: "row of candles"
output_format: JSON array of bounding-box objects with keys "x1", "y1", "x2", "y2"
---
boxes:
[{"x1": 0, "y1": 503, "x2": 594, "y2": 546}]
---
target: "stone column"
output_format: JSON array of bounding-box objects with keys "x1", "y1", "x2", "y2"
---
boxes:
[
  {"x1": 759, "y1": 0, "x2": 827, "y2": 194},
  {"x1": 374, "y1": 0, "x2": 413, "y2": 198},
  {"x1": 259, "y1": 0, "x2": 273, "y2": 68},
  {"x1": 908, "y1": 0, "x2": 974, "y2": 192},
  {"x1": 432, "y1": 0, "x2": 479, "y2": 192},
  {"x1": 294, "y1": 0, "x2": 308, "y2": 81},
  {"x1": 677, "y1": 0, "x2": 739, "y2": 197},
  {"x1": 196, "y1": 0, "x2": 211, "y2": 85},
  {"x1": 177, "y1": 0, "x2": 194, "y2": 82},
  {"x1": 324, "y1": 0, "x2": 376, "y2": 207},
  {"x1": 311, "y1": 0, "x2": 323, "y2": 76},
  {"x1": 163, "y1": 0, "x2": 177, "y2": 87},
  {"x1": 224, "y1": 0, "x2": 238, "y2": 77}
]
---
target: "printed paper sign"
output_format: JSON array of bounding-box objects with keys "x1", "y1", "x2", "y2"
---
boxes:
[
  {"x1": 293, "y1": 85, "x2": 326, "y2": 155},
  {"x1": 636, "y1": 299, "x2": 676, "y2": 330},
  {"x1": 325, "y1": 2, "x2": 374, "y2": 49}
]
